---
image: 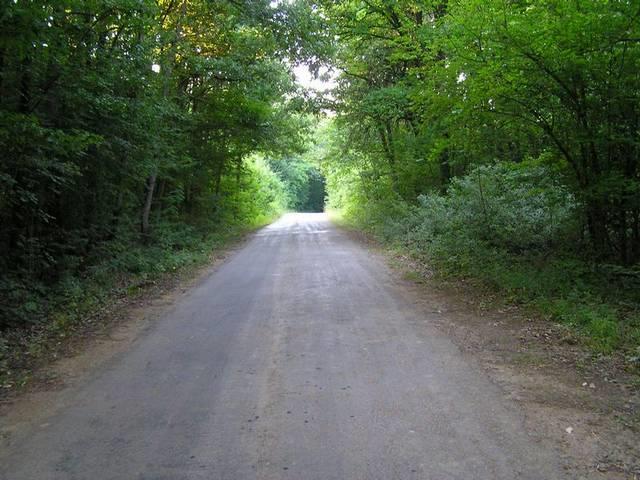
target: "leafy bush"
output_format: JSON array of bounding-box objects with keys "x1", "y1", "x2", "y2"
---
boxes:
[
  {"x1": 407, "y1": 162, "x2": 577, "y2": 255},
  {"x1": 330, "y1": 160, "x2": 638, "y2": 354}
]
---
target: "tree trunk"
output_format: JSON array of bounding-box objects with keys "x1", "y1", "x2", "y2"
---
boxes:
[
  {"x1": 155, "y1": 179, "x2": 166, "y2": 223},
  {"x1": 585, "y1": 198, "x2": 608, "y2": 260},
  {"x1": 19, "y1": 57, "x2": 31, "y2": 114},
  {"x1": 439, "y1": 149, "x2": 451, "y2": 192},
  {"x1": 632, "y1": 209, "x2": 639, "y2": 264},
  {"x1": 140, "y1": 0, "x2": 185, "y2": 240},
  {"x1": 141, "y1": 171, "x2": 157, "y2": 240},
  {"x1": 214, "y1": 157, "x2": 225, "y2": 197},
  {"x1": 378, "y1": 121, "x2": 398, "y2": 191},
  {"x1": 439, "y1": 132, "x2": 451, "y2": 192}
]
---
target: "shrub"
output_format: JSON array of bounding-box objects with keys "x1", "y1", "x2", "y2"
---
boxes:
[
  {"x1": 409, "y1": 162, "x2": 578, "y2": 255},
  {"x1": 331, "y1": 161, "x2": 638, "y2": 354}
]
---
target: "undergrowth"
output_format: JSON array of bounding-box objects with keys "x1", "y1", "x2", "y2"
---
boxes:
[{"x1": 327, "y1": 162, "x2": 640, "y2": 361}]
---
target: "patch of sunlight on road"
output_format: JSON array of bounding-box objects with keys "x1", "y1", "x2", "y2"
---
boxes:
[{"x1": 256, "y1": 212, "x2": 330, "y2": 236}]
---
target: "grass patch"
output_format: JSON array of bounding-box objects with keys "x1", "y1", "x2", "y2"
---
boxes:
[{"x1": 432, "y1": 247, "x2": 638, "y2": 356}]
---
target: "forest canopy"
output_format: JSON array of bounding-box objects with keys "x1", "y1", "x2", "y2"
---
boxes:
[{"x1": 0, "y1": 0, "x2": 329, "y2": 330}]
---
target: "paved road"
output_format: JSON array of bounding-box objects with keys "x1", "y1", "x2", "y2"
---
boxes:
[{"x1": 1, "y1": 213, "x2": 566, "y2": 480}]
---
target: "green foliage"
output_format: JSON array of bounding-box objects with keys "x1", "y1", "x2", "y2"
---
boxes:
[
  {"x1": 215, "y1": 156, "x2": 288, "y2": 227},
  {"x1": 0, "y1": 220, "x2": 257, "y2": 389},
  {"x1": 318, "y1": 0, "x2": 640, "y2": 263},
  {"x1": 0, "y1": 0, "x2": 331, "y2": 331},
  {"x1": 325, "y1": 149, "x2": 639, "y2": 353},
  {"x1": 314, "y1": 1, "x2": 640, "y2": 354},
  {"x1": 266, "y1": 154, "x2": 326, "y2": 212},
  {"x1": 409, "y1": 163, "x2": 577, "y2": 254},
  {"x1": 443, "y1": 0, "x2": 640, "y2": 263}
]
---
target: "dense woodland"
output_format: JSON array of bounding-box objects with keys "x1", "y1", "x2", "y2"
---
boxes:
[
  {"x1": 0, "y1": 0, "x2": 328, "y2": 335},
  {"x1": 316, "y1": 0, "x2": 640, "y2": 354},
  {"x1": 1, "y1": 0, "x2": 639, "y2": 362}
]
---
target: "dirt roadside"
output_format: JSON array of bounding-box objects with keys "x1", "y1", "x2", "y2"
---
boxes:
[{"x1": 365, "y1": 236, "x2": 640, "y2": 479}]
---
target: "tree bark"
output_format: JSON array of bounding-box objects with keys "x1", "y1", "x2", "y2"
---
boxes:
[
  {"x1": 141, "y1": 171, "x2": 157, "y2": 240},
  {"x1": 140, "y1": 0, "x2": 185, "y2": 240}
]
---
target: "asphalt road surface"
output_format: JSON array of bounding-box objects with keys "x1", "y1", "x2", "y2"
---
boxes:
[{"x1": 0, "y1": 213, "x2": 567, "y2": 480}]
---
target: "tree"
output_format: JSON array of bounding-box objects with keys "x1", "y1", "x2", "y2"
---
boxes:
[
  {"x1": 444, "y1": 0, "x2": 640, "y2": 263},
  {"x1": 317, "y1": 0, "x2": 640, "y2": 264}
]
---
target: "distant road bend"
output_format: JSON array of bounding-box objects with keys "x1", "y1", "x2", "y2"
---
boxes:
[{"x1": 1, "y1": 213, "x2": 566, "y2": 479}]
